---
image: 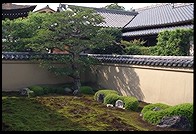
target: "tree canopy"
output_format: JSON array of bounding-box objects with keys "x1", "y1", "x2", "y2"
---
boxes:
[
  {"x1": 2, "y1": 6, "x2": 120, "y2": 95},
  {"x1": 104, "y1": 3, "x2": 125, "y2": 10}
]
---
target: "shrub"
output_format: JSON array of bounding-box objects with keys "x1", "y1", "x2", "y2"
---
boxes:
[
  {"x1": 94, "y1": 89, "x2": 119, "y2": 101},
  {"x1": 119, "y1": 96, "x2": 139, "y2": 111},
  {"x1": 46, "y1": 87, "x2": 56, "y2": 94},
  {"x1": 28, "y1": 86, "x2": 44, "y2": 96},
  {"x1": 55, "y1": 87, "x2": 66, "y2": 95},
  {"x1": 141, "y1": 103, "x2": 171, "y2": 115},
  {"x1": 42, "y1": 87, "x2": 49, "y2": 94},
  {"x1": 91, "y1": 44, "x2": 125, "y2": 55},
  {"x1": 165, "y1": 103, "x2": 193, "y2": 126},
  {"x1": 39, "y1": 85, "x2": 56, "y2": 94},
  {"x1": 80, "y1": 86, "x2": 94, "y2": 95},
  {"x1": 142, "y1": 103, "x2": 193, "y2": 126},
  {"x1": 103, "y1": 94, "x2": 121, "y2": 105},
  {"x1": 155, "y1": 28, "x2": 193, "y2": 56}
]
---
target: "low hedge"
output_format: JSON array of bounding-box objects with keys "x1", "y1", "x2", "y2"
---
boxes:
[
  {"x1": 55, "y1": 87, "x2": 66, "y2": 95},
  {"x1": 94, "y1": 89, "x2": 119, "y2": 101},
  {"x1": 103, "y1": 94, "x2": 121, "y2": 105},
  {"x1": 142, "y1": 103, "x2": 193, "y2": 127},
  {"x1": 80, "y1": 86, "x2": 94, "y2": 95},
  {"x1": 94, "y1": 90, "x2": 139, "y2": 111},
  {"x1": 46, "y1": 87, "x2": 56, "y2": 94},
  {"x1": 119, "y1": 96, "x2": 139, "y2": 111},
  {"x1": 28, "y1": 86, "x2": 44, "y2": 96}
]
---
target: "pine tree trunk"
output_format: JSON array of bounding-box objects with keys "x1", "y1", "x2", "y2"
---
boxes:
[
  {"x1": 72, "y1": 53, "x2": 81, "y2": 96},
  {"x1": 73, "y1": 76, "x2": 81, "y2": 96}
]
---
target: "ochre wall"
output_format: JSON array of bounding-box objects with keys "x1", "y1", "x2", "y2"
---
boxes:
[
  {"x1": 2, "y1": 61, "x2": 193, "y2": 105},
  {"x1": 88, "y1": 63, "x2": 193, "y2": 106},
  {"x1": 2, "y1": 61, "x2": 86, "y2": 91}
]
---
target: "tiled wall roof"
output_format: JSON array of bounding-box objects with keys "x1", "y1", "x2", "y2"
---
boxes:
[
  {"x1": 87, "y1": 54, "x2": 193, "y2": 69},
  {"x1": 124, "y1": 3, "x2": 193, "y2": 29},
  {"x1": 2, "y1": 52, "x2": 64, "y2": 61},
  {"x1": 2, "y1": 52, "x2": 193, "y2": 69}
]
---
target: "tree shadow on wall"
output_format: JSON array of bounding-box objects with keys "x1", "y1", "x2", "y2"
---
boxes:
[{"x1": 92, "y1": 65, "x2": 145, "y2": 101}]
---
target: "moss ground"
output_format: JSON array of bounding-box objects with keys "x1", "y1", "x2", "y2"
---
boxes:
[{"x1": 2, "y1": 91, "x2": 181, "y2": 131}]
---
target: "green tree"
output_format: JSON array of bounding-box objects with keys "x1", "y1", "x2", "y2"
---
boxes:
[
  {"x1": 155, "y1": 28, "x2": 193, "y2": 56},
  {"x1": 25, "y1": 6, "x2": 117, "y2": 95},
  {"x1": 2, "y1": 13, "x2": 49, "y2": 52},
  {"x1": 104, "y1": 3, "x2": 125, "y2": 10}
]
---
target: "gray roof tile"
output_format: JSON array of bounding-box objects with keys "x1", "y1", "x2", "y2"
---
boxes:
[
  {"x1": 67, "y1": 5, "x2": 138, "y2": 28},
  {"x1": 2, "y1": 52, "x2": 193, "y2": 69},
  {"x1": 96, "y1": 10, "x2": 137, "y2": 28},
  {"x1": 122, "y1": 24, "x2": 193, "y2": 37},
  {"x1": 85, "y1": 54, "x2": 193, "y2": 69},
  {"x1": 2, "y1": 3, "x2": 36, "y2": 10},
  {"x1": 124, "y1": 3, "x2": 193, "y2": 29}
]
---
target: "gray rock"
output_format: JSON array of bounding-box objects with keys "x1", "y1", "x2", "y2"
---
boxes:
[
  {"x1": 115, "y1": 100, "x2": 124, "y2": 109},
  {"x1": 19, "y1": 88, "x2": 30, "y2": 96},
  {"x1": 153, "y1": 107, "x2": 161, "y2": 111},
  {"x1": 97, "y1": 93, "x2": 104, "y2": 103},
  {"x1": 73, "y1": 90, "x2": 79, "y2": 95},
  {"x1": 64, "y1": 87, "x2": 72, "y2": 94},
  {"x1": 157, "y1": 115, "x2": 191, "y2": 130}
]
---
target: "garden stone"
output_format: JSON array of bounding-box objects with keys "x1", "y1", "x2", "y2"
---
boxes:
[
  {"x1": 115, "y1": 100, "x2": 124, "y2": 109},
  {"x1": 106, "y1": 104, "x2": 114, "y2": 107},
  {"x1": 97, "y1": 93, "x2": 105, "y2": 103},
  {"x1": 73, "y1": 90, "x2": 79, "y2": 95},
  {"x1": 153, "y1": 107, "x2": 161, "y2": 111},
  {"x1": 64, "y1": 87, "x2": 72, "y2": 94},
  {"x1": 157, "y1": 115, "x2": 191, "y2": 130},
  {"x1": 19, "y1": 88, "x2": 30, "y2": 96}
]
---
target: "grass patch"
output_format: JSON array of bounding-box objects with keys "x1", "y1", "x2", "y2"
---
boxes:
[{"x1": 2, "y1": 91, "x2": 182, "y2": 131}]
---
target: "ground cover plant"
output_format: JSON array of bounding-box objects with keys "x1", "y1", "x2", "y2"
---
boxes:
[
  {"x1": 141, "y1": 103, "x2": 193, "y2": 128},
  {"x1": 2, "y1": 88, "x2": 183, "y2": 131}
]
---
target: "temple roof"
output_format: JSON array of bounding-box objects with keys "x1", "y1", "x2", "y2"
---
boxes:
[
  {"x1": 122, "y1": 24, "x2": 193, "y2": 37},
  {"x1": 65, "y1": 4, "x2": 138, "y2": 28},
  {"x1": 34, "y1": 5, "x2": 56, "y2": 13},
  {"x1": 2, "y1": 3, "x2": 36, "y2": 10},
  {"x1": 2, "y1": 3, "x2": 36, "y2": 20},
  {"x1": 124, "y1": 3, "x2": 193, "y2": 29}
]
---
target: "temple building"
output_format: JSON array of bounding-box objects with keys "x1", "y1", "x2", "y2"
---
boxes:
[
  {"x1": 2, "y1": 3, "x2": 36, "y2": 20},
  {"x1": 122, "y1": 3, "x2": 193, "y2": 47},
  {"x1": 34, "y1": 5, "x2": 55, "y2": 13}
]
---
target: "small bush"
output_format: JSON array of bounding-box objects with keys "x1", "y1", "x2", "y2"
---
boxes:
[
  {"x1": 94, "y1": 89, "x2": 119, "y2": 101},
  {"x1": 28, "y1": 86, "x2": 44, "y2": 96},
  {"x1": 47, "y1": 87, "x2": 56, "y2": 94},
  {"x1": 80, "y1": 86, "x2": 94, "y2": 95},
  {"x1": 39, "y1": 85, "x2": 56, "y2": 94},
  {"x1": 42, "y1": 87, "x2": 49, "y2": 94},
  {"x1": 103, "y1": 94, "x2": 121, "y2": 105},
  {"x1": 142, "y1": 103, "x2": 193, "y2": 126},
  {"x1": 55, "y1": 87, "x2": 66, "y2": 95},
  {"x1": 119, "y1": 96, "x2": 139, "y2": 111},
  {"x1": 141, "y1": 103, "x2": 171, "y2": 115}
]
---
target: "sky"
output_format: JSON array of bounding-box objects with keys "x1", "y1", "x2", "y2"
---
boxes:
[{"x1": 13, "y1": 3, "x2": 159, "y2": 12}]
